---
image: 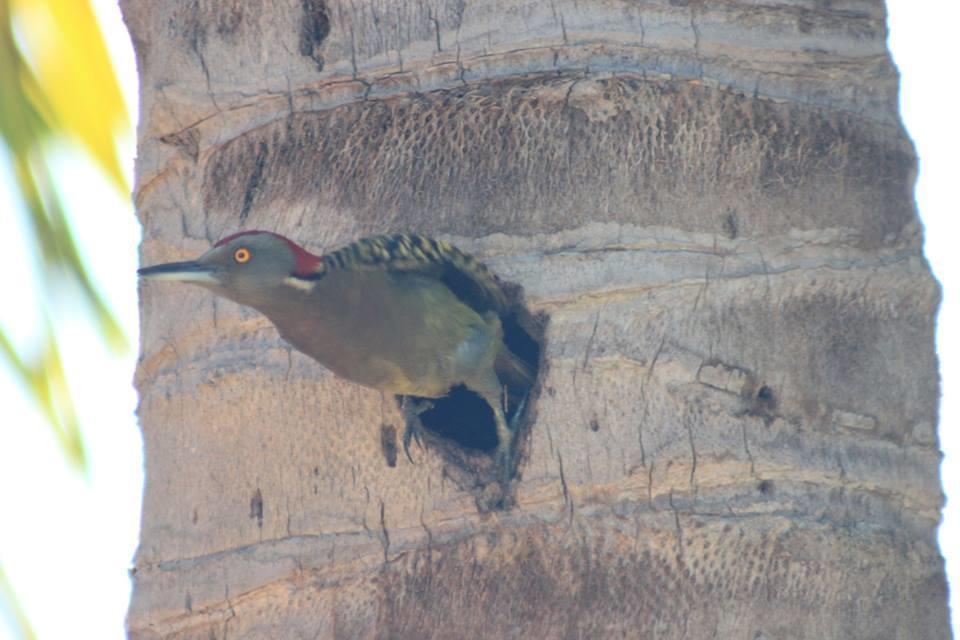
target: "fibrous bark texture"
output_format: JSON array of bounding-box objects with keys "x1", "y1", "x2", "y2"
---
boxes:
[{"x1": 125, "y1": 0, "x2": 947, "y2": 638}]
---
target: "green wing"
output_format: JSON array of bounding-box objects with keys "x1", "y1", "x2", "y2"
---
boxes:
[{"x1": 320, "y1": 234, "x2": 510, "y2": 316}]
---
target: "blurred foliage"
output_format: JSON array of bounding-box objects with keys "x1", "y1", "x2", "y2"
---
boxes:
[
  {"x1": 0, "y1": 0, "x2": 129, "y2": 466},
  {"x1": 0, "y1": 564, "x2": 36, "y2": 640},
  {"x1": 0, "y1": 0, "x2": 131, "y2": 636}
]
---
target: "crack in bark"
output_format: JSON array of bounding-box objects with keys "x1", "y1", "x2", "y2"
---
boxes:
[
  {"x1": 689, "y1": 9, "x2": 701, "y2": 55},
  {"x1": 684, "y1": 413, "x2": 698, "y2": 497},
  {"x1": 534, "y1": 253, "x2": 917, "y2": 309},
  {"x1": 742, "y1": 421, "x2": 756, "y2": 477},
  {"x1": 646, "y1": 336, "x2": 667, "y2": 383},
  {"x1": 581, "y1": 310, "x2": 601, "y2": 370},
  {"x1": 647, "y1": 460, "x2": 655, "y2": 508},
  {"x1": 379, "y1": 499, "x2": 391, "y2": 563},
  {"x1": 557, "y1": 451, "x2": 574, "y2": 526},
  {"x1": 428, "y1": 8, "x2": 441, "y2": 53},
  {"x1": 668, "y1": 490, "x2": 684, "y2": 562}
]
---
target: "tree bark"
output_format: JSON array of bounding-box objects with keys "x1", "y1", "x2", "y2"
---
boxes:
[{"x1": 125, "y1": 0, "x2": 947, "y2": 638}]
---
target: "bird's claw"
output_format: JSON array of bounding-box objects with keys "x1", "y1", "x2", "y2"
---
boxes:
[
  {"x1": 402, "y1": 420, "x2": 423, "y2": 464},
  {"x1": 400, "y1": 396, "x2": 432, "y2": 464}
]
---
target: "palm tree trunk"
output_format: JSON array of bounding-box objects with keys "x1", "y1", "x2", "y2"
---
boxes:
[{"x1": 125, "y1": 0, "x2": 947, "y2": 637}]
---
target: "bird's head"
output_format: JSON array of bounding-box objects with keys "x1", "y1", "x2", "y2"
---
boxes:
[{"x1": 138, "y1": 231, "x2": 322, "y2": 308}]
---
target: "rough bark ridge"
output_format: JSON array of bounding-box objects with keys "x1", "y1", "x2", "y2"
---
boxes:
[{"x1": 125, "y1": 0, "x2": 947, "y2": 638}]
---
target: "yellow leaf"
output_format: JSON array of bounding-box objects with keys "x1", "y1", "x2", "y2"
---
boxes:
[{"x1": 11, "y1": 0, "x2": 130, "y2": 193}]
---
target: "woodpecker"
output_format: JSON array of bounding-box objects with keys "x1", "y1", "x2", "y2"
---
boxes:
[{"x1": 138, "y1": 231, "x2": 534, "y2": 497}]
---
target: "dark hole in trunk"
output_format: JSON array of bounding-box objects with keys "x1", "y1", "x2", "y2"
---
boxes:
[{"x1": 419, "y1": 385, "x2": 498, "y2": 451}]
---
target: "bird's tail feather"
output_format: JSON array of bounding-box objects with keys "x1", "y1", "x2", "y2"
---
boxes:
[{"x1": 496, "y1": 346, "x2": 535, "y2": 396}]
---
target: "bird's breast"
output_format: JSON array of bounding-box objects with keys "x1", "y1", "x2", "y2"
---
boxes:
[{"x1": 260, "y1": 270, "x2": 496, "y2": 397}]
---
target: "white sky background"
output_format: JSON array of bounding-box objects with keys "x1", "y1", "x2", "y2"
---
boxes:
[
  {"x1": 888, "y1": 3, "x2": 960, "y2": 635},
  {"x1": 0, "y1": 2, "x2": 957, "y2": 638},
  {"x1": 0, "y1": 1, "x2": 142, "y2": 639}
]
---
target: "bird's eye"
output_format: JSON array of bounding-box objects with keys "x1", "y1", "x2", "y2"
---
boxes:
[{"x1": 234, "y1": 247, "x2": 251, "y2": 264}]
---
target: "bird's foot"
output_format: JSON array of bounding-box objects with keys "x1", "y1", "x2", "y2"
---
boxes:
[
  {"x1": 402, "y1": 421, "x2": 423, "y2": 464},
  {"x1": 400, "y1": 396, "x2": 433, "y2": 464}
]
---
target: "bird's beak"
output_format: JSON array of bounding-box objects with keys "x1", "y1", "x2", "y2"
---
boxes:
[{"x1": 137, "y1": 260, "x2": 220, "y2": 285}]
